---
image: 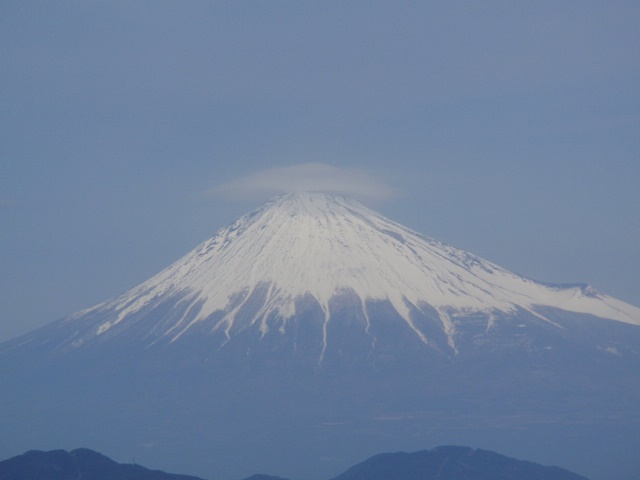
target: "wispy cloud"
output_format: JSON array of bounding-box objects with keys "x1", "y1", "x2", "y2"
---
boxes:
[{"x1": 210, "y1": 163, "x2": 397, "y2": 202}]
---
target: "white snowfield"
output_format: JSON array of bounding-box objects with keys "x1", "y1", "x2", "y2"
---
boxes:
[{"x1": 77, "y1": 192, "x2": 640, "y2": 345}]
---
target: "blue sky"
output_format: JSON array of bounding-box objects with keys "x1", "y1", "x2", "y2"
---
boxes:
[{"x1": 1, "y1": 1, "x2": 639, "y2": 342}]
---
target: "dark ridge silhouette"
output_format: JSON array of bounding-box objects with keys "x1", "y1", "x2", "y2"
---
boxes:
[
  {"x1": 329, "y1": 446, "x2": 590, "y2": 480},
  {"x1": 0, "y1": 446, "x2": 590, "y2": 480},
  {"x1": 0, "y1": 448, "x2": 204, "y2": 480}
]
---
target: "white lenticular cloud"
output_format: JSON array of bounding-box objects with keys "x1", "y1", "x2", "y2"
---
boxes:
[{"x1": 211, "y1": 163, "x2": 396, "y2": 202}]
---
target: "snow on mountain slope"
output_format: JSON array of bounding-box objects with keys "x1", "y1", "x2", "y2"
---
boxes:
[
  {"x1": 3, "y1": 193, "x2": 640, "y2": 480},
  {"x1": 56, "y1": 192, "x2": 640, "y2": 353}
]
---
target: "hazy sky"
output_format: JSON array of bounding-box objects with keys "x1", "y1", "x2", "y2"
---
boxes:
[{"x1": 2, "y1": 1, "x2": 639, "y2": 342}]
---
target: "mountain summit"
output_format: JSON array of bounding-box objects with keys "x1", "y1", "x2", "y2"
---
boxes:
[
  {"x1": 15, "y1": 192, "x2": 639, "y2": 360},
  {"x1": 2, "y1": 192, "x2": 639, "y2": 480}
]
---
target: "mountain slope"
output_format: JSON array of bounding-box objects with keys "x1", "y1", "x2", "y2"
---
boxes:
[
  {"x1": 0, "y1": 448, "x2": 204, "y2": 480},
  {"x1": 0, "y1": 446, "x2": 591, "y2": 480},
  {"x1": 330, "y1": 446, "x2": 590, "y2": 480},
  {"x1": 1, "y1": 192, "x2": 639, "y2": 480},
  {"x1": 5, "y1": 193, "x2": 638, "y2": 362}
]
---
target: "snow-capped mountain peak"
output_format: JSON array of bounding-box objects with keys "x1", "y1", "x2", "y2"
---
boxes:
[
  {"x1": 4, "y1": 195, "x2": 640, "y2": 480},
  {"x1": 62, "y1": 192, "x2": 640, "y2": 353}
]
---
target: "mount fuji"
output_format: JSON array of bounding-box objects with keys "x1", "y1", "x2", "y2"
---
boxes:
[{"x1": 2, "y1": 192, "x2": 639, "y2": 480}]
